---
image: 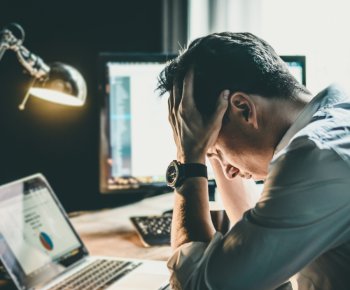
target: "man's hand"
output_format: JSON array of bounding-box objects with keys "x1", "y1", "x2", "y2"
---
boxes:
[
  {"x1": 167, "y1": 70, "x2": 230, "y2": 248},
  {"x1": 168, "y1": 69, "x2": 230, "y2": 164}
]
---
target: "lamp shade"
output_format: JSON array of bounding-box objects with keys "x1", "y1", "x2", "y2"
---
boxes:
[{"x1": 29, "y1": 62, "x2": 87, "y2": 106}]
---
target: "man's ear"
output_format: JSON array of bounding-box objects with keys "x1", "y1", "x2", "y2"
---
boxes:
[{"x1": 229, "y1": 92, "x2": 258, "y2": 129}]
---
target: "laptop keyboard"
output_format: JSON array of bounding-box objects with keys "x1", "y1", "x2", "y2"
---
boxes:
[{"x1": 48, "y1": 259, "x2": 141, "y2": 290}]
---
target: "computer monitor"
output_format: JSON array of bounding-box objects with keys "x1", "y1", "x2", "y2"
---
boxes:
[
  {"x1": 98, "y1": 53, "x2": 176, "y2": 194},
  {"x1": 98, "y1": 53, "x2": 306, "y2": 194},
  {"x1": 281, "y1": 55, "x2": 306, "y2": 85}
]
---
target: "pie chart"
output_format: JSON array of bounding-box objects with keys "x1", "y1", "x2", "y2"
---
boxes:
[{"x1": 39, "y1": 232, "x2": 54, "y2": 251}]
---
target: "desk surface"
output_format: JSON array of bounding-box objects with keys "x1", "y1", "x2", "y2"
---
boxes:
[
  {"x1": 71, "y1": 192, "x2": 174, "y2": 260},
  {"x1": 0, "y1": 192, "x2": 174, "y2": 289}
]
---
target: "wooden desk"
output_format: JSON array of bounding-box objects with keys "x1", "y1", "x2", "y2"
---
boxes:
[
  {"x1": 70, "y1": 192, "x2": 174, "y2": 260},
  {"x1": 0, "y1": 192, "x2": 174, "y2": 289}
]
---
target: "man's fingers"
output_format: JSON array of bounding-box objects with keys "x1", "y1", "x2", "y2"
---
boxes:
[
  {"x1": 181, "y1": 69, "x2": 195, "y2": 108},
  {"x1": 210, "y1": 90, "x2": 230, "y2": 124},
  {"x1": 173, "y1": 84, "x2": 182, "y2": 112},
  {"x1": 168, "y1": 93, "x2": 180, "y2": 136},
  {"x1": 168, "y1": 96, "x2": 174, "y2": 124}
]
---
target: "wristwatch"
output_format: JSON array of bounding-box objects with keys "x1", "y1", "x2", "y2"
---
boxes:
[{"x1": 166, "y1": 160, "x2": 208, "y2": 188}]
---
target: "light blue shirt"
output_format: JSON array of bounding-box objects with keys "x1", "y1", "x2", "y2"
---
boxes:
[{"x1": 168, "y1": 85, "x2": 350, "y2": 290}]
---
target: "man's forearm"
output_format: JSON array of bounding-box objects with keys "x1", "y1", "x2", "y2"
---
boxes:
[
  {"x1": 210, "y1": 158, "x2": 261, "y2": 224},
  {"x1": 171, "y1": 177, "x2": 216, "y2": 249}
]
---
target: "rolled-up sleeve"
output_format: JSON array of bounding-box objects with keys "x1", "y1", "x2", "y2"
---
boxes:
[{"x1": 166, "y1": 137, "x2": 350, "y2": 290}]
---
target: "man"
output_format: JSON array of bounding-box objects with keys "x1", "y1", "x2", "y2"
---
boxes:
[{"x1": 158, "y1": 32, "x2": 350, "y2": 290}]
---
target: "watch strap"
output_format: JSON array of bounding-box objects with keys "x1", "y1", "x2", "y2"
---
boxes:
[{"x1": 182, "y1": 163, "x2": 208, "y2": 179}]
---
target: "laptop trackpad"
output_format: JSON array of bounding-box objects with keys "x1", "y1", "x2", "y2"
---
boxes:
[{"x1": 108, "y1": 261, "x2": 170, "y2": 290}]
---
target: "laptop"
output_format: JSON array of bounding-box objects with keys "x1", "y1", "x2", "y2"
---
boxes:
[{"x1": 0, "y1": 173, "x2": 170, "y2": 290}]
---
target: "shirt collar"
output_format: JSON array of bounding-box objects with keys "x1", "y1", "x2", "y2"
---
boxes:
[{"x1": 274, "y1": 84, "x2": 348, "y2": 156}]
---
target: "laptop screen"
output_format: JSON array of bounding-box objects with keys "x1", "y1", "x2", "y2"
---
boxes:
[{"x1": 0, "y1": 174, "x2": 88, "y2": 289}]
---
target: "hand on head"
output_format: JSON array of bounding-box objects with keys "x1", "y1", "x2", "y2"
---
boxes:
[{"x1": 168, "y1": 68, "x2": 230, "y2": 164}]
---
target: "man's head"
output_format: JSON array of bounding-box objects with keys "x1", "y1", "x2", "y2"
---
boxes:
[{"x1": 158, "y1": 32, "x2": 311, "y2": 180}]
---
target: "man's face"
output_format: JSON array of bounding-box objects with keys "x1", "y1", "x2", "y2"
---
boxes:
[{"x1": 207, "y1": 95, "x2": 272, "y2": 181}]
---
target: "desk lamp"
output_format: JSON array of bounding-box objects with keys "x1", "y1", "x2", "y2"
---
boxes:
[{"x1": 0, "y1": 23, "x2": 87, "y2": 110}]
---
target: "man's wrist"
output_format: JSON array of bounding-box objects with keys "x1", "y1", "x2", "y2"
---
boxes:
[{"x1": 177, "y1": 153, "x2": 206, "y2": 164}]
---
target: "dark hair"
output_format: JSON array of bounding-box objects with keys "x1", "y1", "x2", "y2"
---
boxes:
[{"x1": 157, "y1": 32, "x2": 310, "y2": 119}]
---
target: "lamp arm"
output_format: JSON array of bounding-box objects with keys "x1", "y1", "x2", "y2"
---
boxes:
[
  {"x1": 15, "y1": 46, "x2": 50, "y2": 79},
  {"x1": 0, "y1": 24, "x2": 50, "y2": 79},
  {"x1": 0, "y1": 42, "x2": 9, "y2": 61},
  {"x1": 0, "y1": 27, "x2": 15, "y2": 61}
]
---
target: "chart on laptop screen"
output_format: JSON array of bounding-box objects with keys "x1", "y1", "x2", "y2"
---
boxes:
[{"x1": 0, "y1": 184, "x2": 80, "y2": 275}]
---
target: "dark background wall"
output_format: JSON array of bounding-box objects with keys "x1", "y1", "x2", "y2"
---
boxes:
[{"x1": 0, "y1": 0, "x2": 163, "y2": 211}]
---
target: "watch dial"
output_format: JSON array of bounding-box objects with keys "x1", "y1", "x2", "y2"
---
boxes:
[
  {"x1": 166, "y1": 161, "x2": 179, "y2": 186},
  {"x1": 166, "y1": 166, "x2": 176, "y2": 183}
]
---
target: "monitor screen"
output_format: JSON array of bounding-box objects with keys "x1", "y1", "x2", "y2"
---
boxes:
[
  {"x1": 99, "y1": 54, "x2": 177, "y2": 194},
  {"x1": 99, "y1": 54, "x2": 306, "y2": 194}
]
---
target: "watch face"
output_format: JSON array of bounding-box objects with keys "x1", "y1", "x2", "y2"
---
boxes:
[{"x1": 166, "y1": 160, "x2": 179, "y2": 188}]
